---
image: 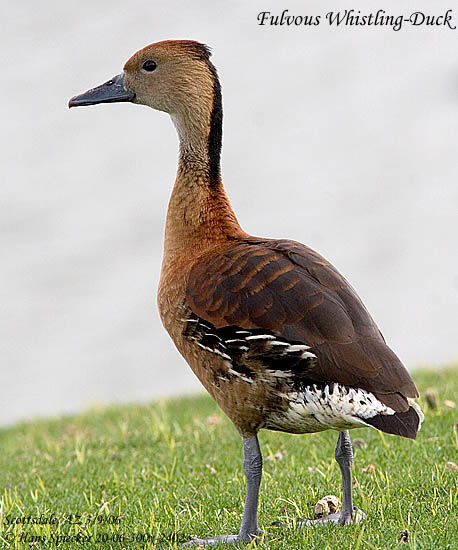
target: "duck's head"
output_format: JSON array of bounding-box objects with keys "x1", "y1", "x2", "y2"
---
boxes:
[
  {"x1": 69, "y1": 40, "x2": 222, "y2": 178},
  {"x1": 69, "y1": 40, "x2": 216, "y2": 112}
]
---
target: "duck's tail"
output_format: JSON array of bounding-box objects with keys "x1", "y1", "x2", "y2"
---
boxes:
[{"x1": 364, "y1": 398, "x2": 424, "y2": 439}]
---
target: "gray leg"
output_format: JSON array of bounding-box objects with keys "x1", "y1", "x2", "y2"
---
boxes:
[
  {"x1": 334, "y1": 430, "x2": 354, "y2": 525},
  {"x1": 183, "y1": 435, "x2": 262, "y2": 546},
  {"x1": 239, "y1": 435, "x2": 263, "y2": 539},
  {"x1": 296, "y1": 430, "x2": 364, "y2": 527}
]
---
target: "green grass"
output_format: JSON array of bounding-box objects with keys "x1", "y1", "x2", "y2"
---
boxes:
[{"x1": 0, "y1": 368, "x2": 456, "y2": 550}]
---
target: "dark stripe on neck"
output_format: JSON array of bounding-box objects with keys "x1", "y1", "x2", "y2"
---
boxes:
[{"x1": 206, "y1": 61, "x2": 223, "y2": 186}]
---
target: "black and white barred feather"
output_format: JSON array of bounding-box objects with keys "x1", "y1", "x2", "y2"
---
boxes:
[{"x1": 183, "y1": 314, "x2": 423, "y2": 437}]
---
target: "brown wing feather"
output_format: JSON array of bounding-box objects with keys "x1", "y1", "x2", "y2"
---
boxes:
[{"x1": 186, "y1": 237, "x2": 418, "y2": 411}]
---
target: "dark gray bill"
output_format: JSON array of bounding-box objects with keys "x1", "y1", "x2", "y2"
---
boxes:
[{"x1": 68, "y1": 73, "x2": 135, "y2": 108}]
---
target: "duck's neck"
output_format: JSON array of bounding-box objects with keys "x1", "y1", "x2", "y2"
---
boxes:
[
  {"x1": 163, "y1": 146, "x2": 243, "y2": 261},
  {"x1": 163, "y1": 81, "x2": 245, "y2": 262}
]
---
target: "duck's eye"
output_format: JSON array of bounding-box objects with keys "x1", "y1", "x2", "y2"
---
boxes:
[{"x1": 142, "y1": 60, "x2": 157, "y2": 72}]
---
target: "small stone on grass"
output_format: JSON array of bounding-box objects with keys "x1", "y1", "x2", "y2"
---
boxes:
[
  {"x1": 352, "y1": 438, "x2": 367, "y2": 449},
  {"x1": 266, "y1": 450, "x2": 288, "y2": 462},
  {"x1": 205, "y1": 415, "x2": 222, "y2": 426},
  {"x1": 424, "y1": 389, "x2": 438, "y2": 409},
  {"x1": 314, "y1": 495, "x2": 341, "y2": 518}
]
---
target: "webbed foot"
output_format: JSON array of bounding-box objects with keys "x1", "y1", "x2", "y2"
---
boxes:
[
  {"x1": 183, "y1": 529, "x2": 262, "y2": 546},
  {"x1": 296, "y1": 506, "x2": 365, "y2": 527}
]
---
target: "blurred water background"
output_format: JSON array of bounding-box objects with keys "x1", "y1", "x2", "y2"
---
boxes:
[{"x1": 1, "y1": 0, "x2": 457, "y2": 425}]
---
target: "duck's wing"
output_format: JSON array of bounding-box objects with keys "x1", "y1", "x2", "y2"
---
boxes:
[{"x1": 185, "y1": 237, "x2": 418, "y2": 412}]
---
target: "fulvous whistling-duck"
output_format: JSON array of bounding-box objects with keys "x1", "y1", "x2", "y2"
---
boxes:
[{"x1": 69, "y1": 40, "x2": 424, "y2": 546}]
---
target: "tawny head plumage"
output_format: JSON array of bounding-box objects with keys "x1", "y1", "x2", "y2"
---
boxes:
[{"x1": 123, "y1": 40, "x2": 215, "y2": 116}]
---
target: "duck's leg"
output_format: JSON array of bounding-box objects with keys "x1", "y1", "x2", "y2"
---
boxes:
[
  {"x1": 184, "y1": 435, "x2": 263, "y2": 546},
  {"x1": 238, "y1": 435, "x2": 263, "y2": 539},
  {"x1": 297, "y1": 430, "x2": 364, "y2": 526},
  {"x1": 334, "y1": 430, "x2": 356, "y2": 525}
]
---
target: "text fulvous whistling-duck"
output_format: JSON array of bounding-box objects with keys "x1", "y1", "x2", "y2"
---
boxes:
[{"x1": 69, "y1": 40, "x2": 424, "y2": 545}]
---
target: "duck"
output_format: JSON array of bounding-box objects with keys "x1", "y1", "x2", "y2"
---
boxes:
[{"x1": 69, "y1": 40, "x2": 424, "y2": 546}]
